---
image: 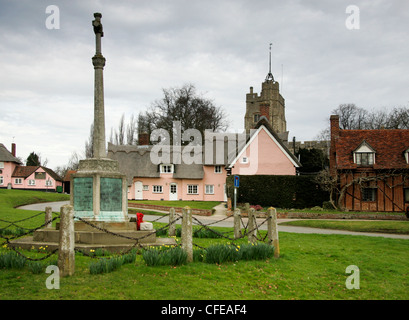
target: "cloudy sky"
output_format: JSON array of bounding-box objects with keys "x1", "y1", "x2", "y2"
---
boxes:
[{"x1": 1, "y1": 0, "x2": 408, "y2": 170}]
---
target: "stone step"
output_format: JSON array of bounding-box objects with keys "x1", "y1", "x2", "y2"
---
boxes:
[{"x1": 33, "y1": 228, "x2": 156, "y2": 245}]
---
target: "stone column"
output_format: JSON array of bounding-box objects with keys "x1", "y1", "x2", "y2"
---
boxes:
[
  {"x1": 233, "y1": 208, "x2": 242, "y2": 239},
  {"x1": 45, "y1": 206, "x2": 53, "y2": 228},
  {"x1": 267, "y1": 207, "x2": 280, "y2": 258},
  {"x1": 181, "y1": 206, "x2": 193, "y2": 262},
  {"x1": 92, "y1": 12, "x2": 107, "y2": 159},
  {"x1": 247, "y1": 207, "x2": 256, "y2": 243},
  {"x1": 58, "y1": 205, "x2": 75, "y2": 277},
  {"x1": 168, "y1": 207, "x2": 176, "y2": 237}
]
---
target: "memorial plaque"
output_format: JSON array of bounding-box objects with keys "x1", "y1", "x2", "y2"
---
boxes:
[
  {"x1": 100, "y1": 177, "x2": 122, "y2": 212},
  {"x1": 73, "y1": 177, "x2": 93, "y2": 212}
]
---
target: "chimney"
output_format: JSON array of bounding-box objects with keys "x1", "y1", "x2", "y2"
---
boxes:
[
  {"x1": 260, "y1": 103, "x2": 270, "y2": 120},
  {"x1": 138, "y1": 132, "x2": 149, "y2": 146},
  {"x1": 329, "y1": 115, "x2": 340, "y2": 175},
  {"x1": 11, "y1": 143, "x2": 16, "y2": 157}
]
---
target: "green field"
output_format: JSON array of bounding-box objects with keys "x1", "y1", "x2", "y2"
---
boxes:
[{"x1": 1, "y1": 190, "x2": 409, "y2": 300}]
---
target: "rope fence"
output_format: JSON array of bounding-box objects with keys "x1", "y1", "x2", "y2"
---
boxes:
[{"x1": 1, "y1": 203, "x2": 280, "y2": 276}]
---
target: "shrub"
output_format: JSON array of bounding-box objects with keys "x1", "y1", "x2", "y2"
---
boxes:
[
  {"x1": 205, "y1": 243, "x2": 275, "y2": 264},
  {"x1": 205, "y1": 244, "x2": 240, "y2": 264},
  {"x1": 27, "y1": 261, "x2": 44, "y2": 274},
  {"x1": 142, "y1": 246, "x2": 187, "y2": 266},
  {"x1": 0, "y1": 251, "x2": 26, "y2": 269},
  {"x1": 89, "y1": 250, "x2": 137, "y2": 274},
  {"x1": 226, "y1": 175, "x2": 329, "y2": 208}
]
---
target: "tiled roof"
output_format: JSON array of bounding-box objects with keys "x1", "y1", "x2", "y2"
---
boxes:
[
  {"x1": 12, "y1": 166, "x2": 62, "y2": 181},
  {"x1": 334, "y1": 129, "x2": 409, "y2": 169}
]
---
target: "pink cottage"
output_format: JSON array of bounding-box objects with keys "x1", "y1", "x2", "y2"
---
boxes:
[
  {"x1": 0, "y1": 143, "x2": 63, "y2": 192},
  {"x1": 107, "y1": 117, "x2": 301, "y2": 201}
]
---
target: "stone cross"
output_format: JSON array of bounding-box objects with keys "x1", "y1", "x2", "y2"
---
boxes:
[{"x1": 91, "y1": 12, "x2": 107, "y2": 159}]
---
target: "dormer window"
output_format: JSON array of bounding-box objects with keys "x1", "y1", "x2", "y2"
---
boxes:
[
  {"x1": 160, "y1": 164, "x2": 174, "y2": 173},
  {"x1": 353, "y1": 141, "x2": 375, "y2": 166},
  {"x1": 405, "y1": 148, "x2": 409, "y2": 164}
]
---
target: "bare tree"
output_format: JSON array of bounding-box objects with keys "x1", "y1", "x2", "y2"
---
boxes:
[{"x1": 139, "y1": 83, "x2": 229, "y2": 144}]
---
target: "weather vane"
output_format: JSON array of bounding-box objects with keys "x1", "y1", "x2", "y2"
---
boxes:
[{"x1": 266, "y1": 42, "x2": 274, "y2": 82}]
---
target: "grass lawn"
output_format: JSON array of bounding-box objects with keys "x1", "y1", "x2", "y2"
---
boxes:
[
  {"x1": 1, "y1": 189, "x2": 409, "y2": 300},
  {"x1": 280, "y1": 220, "x2": 409, "y2": 235},
  {"x1": 129, "y1": 200, "x2": 222, "y2": 211},
  {"x1": 0, "y1": 189, "x2": 69, "y2": 230},
  {"x1": 1, "y1": 229, "x2": 408, "y2": 300}
]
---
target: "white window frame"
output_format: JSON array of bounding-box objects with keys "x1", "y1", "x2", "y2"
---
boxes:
[
  {"x1": 405, "y1": 150, "x2": 409, "y2": 164},
  {"x1": 354, "y1": 152, "x2": 375, "y2": 166},
  {"x1": 0, "y1": 162, "x2": 4, "y2": 169},
  {"x1": 28, "y1": 179, "x2": 36, "y2": 186},
  {"x1": 142, "y1": 185, "x2": 149, "y2": 191},
  {"x1": 187, "y1": 184, "x2": 198, "y2": 195},
  {"x1": 214, "y1": 165, "x2": 222, "y2": 173},
  {"x1": 45, "y1": 180, "x2": 53, "y2": 187},
  {"x1": 15, "y1": 178, "x2": 22, "y2": 185},
  {"x1": 160, "y1": 164, "x2": 174, "y2": 173},
  {"x1": 0, "y1": 176, "x2": 3, "y2": 185},
  {"x1": 153, "y1": 185, "x2": 163, "y2": 193},
  {"x1": 205, "y1": 184, "x2": 214, "y2": 195}
]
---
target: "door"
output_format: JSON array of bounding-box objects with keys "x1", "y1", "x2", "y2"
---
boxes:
[
  {"x1": 169, "y1": 183, "x2": 178, "y2": 201},
  {"x1": 134, "y1": 181, "x2": 143, "y2": 200}
]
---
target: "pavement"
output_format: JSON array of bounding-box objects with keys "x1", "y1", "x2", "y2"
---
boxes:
[{"x1": 18, "y1": 201, "x2": 409, "y2": 240}]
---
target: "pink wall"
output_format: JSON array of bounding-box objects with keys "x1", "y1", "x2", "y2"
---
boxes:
[
  {"x1": 0, "y1": 162, "x2": 18, "y2": 187},
  {"x1": 3, "y1": 166, "x2": 62, "y2": 190},
  {"x1": 128, "y1": 165, "x2": 227, "y2": 201},
  {"x1": 231, "y1": 128, "x2": 296, "y2": 176}
]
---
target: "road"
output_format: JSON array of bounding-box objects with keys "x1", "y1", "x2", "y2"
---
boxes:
[{"x1": 18, "y1": 201, "x2": 409, "y2": 240}]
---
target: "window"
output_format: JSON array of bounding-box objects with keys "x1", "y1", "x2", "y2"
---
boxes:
[
  {"x1": 187, "y1": 185, "x2": 198, "y2": 194},
  {"x1": 214, "y1": 166, "x2": 222, "y2": 173},
  {"x1": 170, "y1": 184, "x2": 177, "y2": 193},
  {"x1": 0, "y1": 162, "x2": 4, "y2": 169},
  {"x1": 205, "y1": 185, "x2": 214, "y2": 194},
  {"x1": 405, "y1": 188, "x2": 409, "y2": 202},
  {"x1": 253, "y1": 114, "x2": 260, "y2": 123},
  {"x1": 45, "y1": 180, "x2": 53, "y2": 187},
  {"x1": 405, "y1": 149, "x2": 409, "y2": 164},
  {"x1": 241, "y1": 156, "x2": 249, "y2": 164},
  {"x1": 14, "y1": 178, "x2": 22, "y2": 185},
  {"x1": 28, "y1": 179, "x2": 36, "y2": 186},
  {"x1": 160, "y1": 164, "x2": 174, "y2": 173},
  {"x1": 0, "y1": 176, "x2": 3, "y2": 185},
  {"x1": 153, "y1": 185, "x2": 163, "y2": 193},
  {"x1": 362, "y1": 188, "x2": 376, "y2": 202},
  {"x1": 143, "y1": 185, "x2": 149, "y2": 191},
  {"x1": 355, "y1": 152, "x2": 374, "y2": 166}
]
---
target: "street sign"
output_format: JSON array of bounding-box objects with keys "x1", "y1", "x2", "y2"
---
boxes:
[{"x1": 234, "y1": 175, "x2": 240, "y2": 188}]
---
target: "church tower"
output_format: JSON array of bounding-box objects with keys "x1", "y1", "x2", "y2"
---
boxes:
[{"x1": 244, "y1": 44, "x2": 288, "y2": 141}]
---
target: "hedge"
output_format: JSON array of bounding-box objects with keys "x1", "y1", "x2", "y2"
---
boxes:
[{"x1": 226, "y1": 175, "x2": 329, "y2": 209}]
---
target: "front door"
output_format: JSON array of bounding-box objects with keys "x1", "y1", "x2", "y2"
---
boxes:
[
  {"x1": 135, "y1": 181, "x2": 143, "y2": 200},
  {"x1": 169, "y1": 183, "x2": 178, "y2": 201}
]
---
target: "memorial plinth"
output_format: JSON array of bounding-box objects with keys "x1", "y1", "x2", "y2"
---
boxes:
[{"x1": 71, "y1": 158, "x2": 128, "y2": 222}]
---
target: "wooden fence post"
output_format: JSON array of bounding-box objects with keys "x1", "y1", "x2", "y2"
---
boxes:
[
  {"x1": 58, "y1": 204, "x2": 75, "y2": 277},
  {"x1": 267, "y1": 207, "x2": 280, "y2": 258},
  {"x1": 233, "y1": 208, "x2": 242, "y2": 239},
  {"x1": 45, "y1": 206, "x2": 53, "y2": 228},
  {"x1": 181, "y1": 206, "x2": 193, "y2": 262},
  {"x1": 168, "y1": 207, "x2": 176, "y2": 237}
]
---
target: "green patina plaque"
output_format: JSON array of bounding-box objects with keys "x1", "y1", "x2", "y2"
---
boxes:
[
  {"x1": 73, "y1": 177, "x2": 93, "y2": 212},
  {"x1": 100, "y1": 177, "x2": 122, "y2": 212}
]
